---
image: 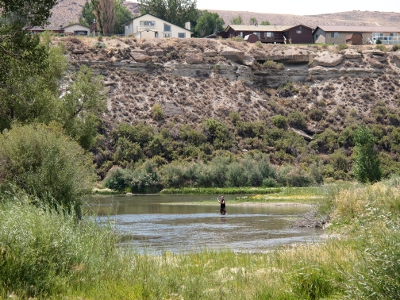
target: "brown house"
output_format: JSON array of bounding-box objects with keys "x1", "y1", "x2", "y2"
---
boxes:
[{"x1": 217, "y1": 24, "x2": 313, "y2": 44}]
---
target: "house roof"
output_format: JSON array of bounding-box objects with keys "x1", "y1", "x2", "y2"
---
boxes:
[
  {"x1": 123, "y1": 13, "x2": 193, "y2": 33},
  {"x1": 315, "y1": 26, "x2": 400, "y2": 33},
  {"x1": 224, "y1": 24, "x2": 312, "y2": 32},
  {"x1": 63, "y1": 23, "x2": 90, "y2": 30}
]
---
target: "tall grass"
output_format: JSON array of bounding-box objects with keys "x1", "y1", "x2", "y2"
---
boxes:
[{"x1": 2, "y1": 179, "x2": 400, "y2": 299}]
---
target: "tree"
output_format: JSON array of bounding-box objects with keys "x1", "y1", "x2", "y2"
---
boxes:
[
  {"x1": 80, "y1": 0, "x2": 132, "y2": 34},
  {"x1": 261, "y1": 20, "x2": 270, "y2": 25},
  {"x1": 139, "y1": 0, "x2": 199, "y2": 28},
  {"x1": 92, "y1": 0, "x2": 116, "y2": 35},
  {"x1": 79, "y1": 1, "x2": 95, "y2": 27},
  {"x1": 194, "y1": 10, "x2": 224, "y2": 37},
  {"x1": 0, "y1": 124, "x2": 96, "y2": 215},
  {"x1": 114, "y1": 0, "x2": 133, "y2": 34},
  {"x1": 353, "y1": 124, "x2": 382, "y2": 183},
  {"x1": 230, "y1": 15, "x2": 243, "y2": 25},
  {"x1": 58, "y1": 65, "x2": 107, "y2": 150},
  {"x1": 0, "y1": 30, "x2": 67, "y2": 131},
  {"x1": 0, "y1": 0, "x2": 58, "y2": 26},
  {"x1": 249, "y1": 17, "x2": 257, "y2": 25}
]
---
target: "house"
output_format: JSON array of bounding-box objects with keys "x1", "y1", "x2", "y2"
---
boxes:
[
  {"x1": 123, "y1": 13, "x2": 192, "y2": 39},
  {"x1": 217, "y1": 24, "x2": 313, "y2": 44},
  {"x1": 313, "y1": 26, "x2": 400, "y2": 44},
  {"x1": 63, "y1": 23, "x2": 91, "y2": 36}
]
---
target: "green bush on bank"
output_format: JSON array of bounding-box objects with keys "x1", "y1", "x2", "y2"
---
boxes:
[
  {"x1": 0, "y1": 124, "x2": 96, "y2": 215},
  {"x1": 104, "y1": 153, "x2": 320, "y2": 192}
]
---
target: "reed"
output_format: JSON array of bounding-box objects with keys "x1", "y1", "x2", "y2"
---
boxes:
[{"x1": 1, "y1": 179, "x2": 400, "y2": 299}]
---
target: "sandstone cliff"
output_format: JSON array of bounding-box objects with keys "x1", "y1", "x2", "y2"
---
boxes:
[{"x1": 60, "y1": 37, "x2": 400, "y2": 138}]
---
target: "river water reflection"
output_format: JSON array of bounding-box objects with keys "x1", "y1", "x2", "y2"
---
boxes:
[{"x1": 88, "y1": 194, "x2": 323, "y2": 254}]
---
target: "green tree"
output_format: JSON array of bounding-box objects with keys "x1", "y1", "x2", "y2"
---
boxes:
[
  {"x1": 139, "y1": 0, "x2": 199, "y2": 28},
  {"x1": 79, "y1": 1, "x2": 95, "y2": 27},
  {"x1": 0, "y1": 31, "x2": 68, "y2": 131},
  {"x1": 261, "y1": 20, "x2": 270, "y2": 25},
  {"x1": 58, "y1": 65, "x2": 107, "y2": 150},
  {"x1": 353, "y1": 124, "x2": 382, "y2": 183},
  {"x1": 0, "y1": 124, "x2": 96, "y2": 215},
  {"x1": 114, "y1": 0, "x2": 133, "y2": 34},
  {"x1": 230, "y1": 15, "x2": 243, "y2": 25},
  {"x1": 249, "y1": 17, "x2": 257, "y2": 25},
  {"x1": 194, "y1": 10, "x2": 224, "y2": 37}
]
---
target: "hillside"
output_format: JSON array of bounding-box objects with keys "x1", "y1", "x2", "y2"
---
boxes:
[
  {"x1": 49, "y1": 0, "x2": 400, "y2": 28},
  {"x1": 59, "y1": 36, "x2": 400, "y2": 179}
]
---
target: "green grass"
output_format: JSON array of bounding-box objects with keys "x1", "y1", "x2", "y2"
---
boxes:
[
  {"x1": 160, "y1": 186, "x2": 282, "y2": 195},
  {"x1": 1, "y1": 180, "x2": 400, "y2": 299}
]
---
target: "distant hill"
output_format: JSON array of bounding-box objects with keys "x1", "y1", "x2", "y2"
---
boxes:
[
  {"x1": 49, "y1": 1, "x2": 400, "y2": 29},
  {"x1": 211, "y1": 9, "x2": 400, "y2": 28}
]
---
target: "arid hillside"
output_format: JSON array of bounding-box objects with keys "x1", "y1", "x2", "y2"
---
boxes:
[
  {"x1": 212, "y1": 10, "x2": 400, "y2": 28},
  {"x1": 49, "y1": 0, "x2": 400, "y2": 28},
  {"x1": 57, "y1": 36, "x2": 400, "y2": 178},
  {"x1": 61, "y1": 36, "x2": 400, "y2": 133}
]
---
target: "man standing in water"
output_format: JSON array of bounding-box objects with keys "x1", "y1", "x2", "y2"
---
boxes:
[{"x1": 217, "y1": 195, "x2": 226, "y2": 215}]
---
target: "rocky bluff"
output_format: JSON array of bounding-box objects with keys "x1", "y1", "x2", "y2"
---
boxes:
[{"x1": 62, "y1": 37, "x2": 400, "y2": 132}]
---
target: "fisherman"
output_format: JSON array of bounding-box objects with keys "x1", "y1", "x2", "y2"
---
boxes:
[{"x1": 217, "y1": 195, "x2": 226, "y2": 215}]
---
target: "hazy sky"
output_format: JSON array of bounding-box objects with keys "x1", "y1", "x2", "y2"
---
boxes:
[{"x1": 196, "y1": 0, "x2": 400, "y2": 15}]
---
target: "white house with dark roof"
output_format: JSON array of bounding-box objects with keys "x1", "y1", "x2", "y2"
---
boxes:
[
  {"x1": 63, "y1": 23, "x2": 90, "y2": 36},
  {"x1": 123, "y1": 13, "x2": 192, "y2": 39},
  {"x1": 313, "y1": 26, "x2": 400, "y2": 44}
]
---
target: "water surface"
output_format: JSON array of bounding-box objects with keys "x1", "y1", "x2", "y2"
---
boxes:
[{"x1": 88, "y1": 194, "x2": 323, "y2": 254}]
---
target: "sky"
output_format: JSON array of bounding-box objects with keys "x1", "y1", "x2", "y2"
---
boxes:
[{"x1": 196, "y1": 0, "x2": 400, "y2": 15}]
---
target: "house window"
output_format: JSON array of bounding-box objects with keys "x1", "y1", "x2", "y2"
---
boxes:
[
  {"x1": 331, "y1": 32, "x2": 339, "y2": 38},
  {"x1": 265, "y1": 32, "x2": 274, "y2": 38},
  {"x1": 296, "y1": 30, "x2": 302, "y2": 34},
  {"x1": 239, "y1": 32, "x2": 243, "y2": 37},
  {"x1": 164, "y1": 33, "x2": 171, "y2": 38},
  {"x1": 178, "y1": 32, "x2": 186, "y2": 38},
  {"x1": 140, "y1": 21, "x2": 155, "y2": 27},
  {"x1": 254, "y1": 32, "x2": 261, "y2": 38},
  {"x1": 164, "y1": 23, "x2": 171, "y2": 32}
]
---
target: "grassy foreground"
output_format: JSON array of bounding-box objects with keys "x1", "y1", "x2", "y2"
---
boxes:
[{"x1": 1, "y1": 179, "x2": 400, "y2": 299}]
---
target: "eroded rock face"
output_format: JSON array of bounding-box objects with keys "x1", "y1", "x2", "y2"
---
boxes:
[
  {"x1": 341, "y1": 48, "x2": 362, "y2": 59},
  {"x1": 313, "y1": 51, "x2": 344, "y2": 67},
  {"x1": 393, "y1": 52, "x2": 400, "y2": 68},
  {"x1": 185, "y1": 52, "x2": 204, "y2": 64},
  {"x1": 131, "y1": 52, "x2": 152, "y2": 62}
]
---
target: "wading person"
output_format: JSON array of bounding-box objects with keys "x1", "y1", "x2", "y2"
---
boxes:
[{"x1": 217, "y1": 195, "x2": 226, "y2": 215}]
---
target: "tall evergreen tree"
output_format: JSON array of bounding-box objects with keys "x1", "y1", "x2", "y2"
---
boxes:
[{"x1": 353, "y1": 124, "x2": 382, "y2": 183}]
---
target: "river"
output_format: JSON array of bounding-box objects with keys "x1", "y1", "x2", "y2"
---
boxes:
[{"x1": 88, "y1": 194, "x2": 323, "y2": 254}]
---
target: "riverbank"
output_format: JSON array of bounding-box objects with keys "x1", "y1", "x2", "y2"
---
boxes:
[{"x1": 2, "y1": 179, "x2": 399, "y2": 299}]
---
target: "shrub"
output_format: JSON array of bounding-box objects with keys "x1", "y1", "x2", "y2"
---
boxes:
[
  {"x1": 308, "y1": 108, "x2": 324, "y2": 121},
  {"x1": 255, "y1": 41, "x2": 263, "y2": 48},
  {"x1": 276, "y1": 166, "x2": 314, "y2": 187},
  {"x1": 271, "y1": 115, "x2": 288, "y2": 129},
  {"x1": 337, "y1": 43, "x2": 348, "y2": 50},
  {"x1": 287, "y1": 112, "x2": 307, "y2": 129},
  {"x1": 151, "y1": 103, "x2": 164, "y2": 120},
  {"x1": 0, "y1": 124, "x2": 96, "y2": 215},
  {"x1": 375, "y1": 38, "x2": 382, "y2": 44},
  {"x1": 103, "y1": 168, "x2": 132, "y2": 192},
  {"x1": 262, "y1": 60, "x2": 285, "y2": 70},
  {"x1": 392, "y1": 44, "x2": 400, "y2": 52}
]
